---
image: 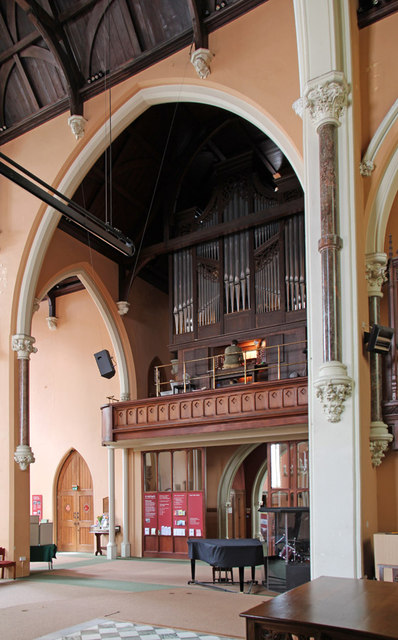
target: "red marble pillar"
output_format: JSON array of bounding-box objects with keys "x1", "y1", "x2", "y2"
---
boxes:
[{"x1": 12, "y1": 334, "x2": 37, "y2": 470}]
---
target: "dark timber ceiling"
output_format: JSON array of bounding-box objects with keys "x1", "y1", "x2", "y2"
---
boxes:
[
  {"x1": 0, "y1": 0, "x2": 268, "y2": 143},
  {"x1": 66, "y1": 101, "x2": 301, "y2": 296}
]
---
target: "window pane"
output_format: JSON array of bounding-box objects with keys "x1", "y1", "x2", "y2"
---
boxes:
[
  {"x1": 270, "y1": 443, "x2": 289, "y2": 488},
  {"x1": 173, "y1": 450, "x2": 186, "y2": 491},
  {"x1": 158, "y1": 451, "x2": 171, "y2": 491},
  {"x1": 298, "y1": 491, "x2": 309, "y2": 507},
  {"x1": 270, "y1": 491, "x2": 289, "y2": 507},
  {"x1": 187, "y1": 449, "x2": 202, "y2": 490},
  {"x1": 297, "y1": 441, "x2": 309, "y2": 489},
  {"x1": 144, "y1": 452, "x2": 157, "y2": 491}
]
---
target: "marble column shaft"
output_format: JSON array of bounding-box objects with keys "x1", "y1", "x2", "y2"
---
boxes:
[
  {"x1": 19, "y1": 357, "x2": 30, "y2": 446},
  {"x1": 318, "y1": 122, "x2": 342, "y2": 364},
  {"x1": 368, "y1": 295, "x2": 383, "y2": 423}
]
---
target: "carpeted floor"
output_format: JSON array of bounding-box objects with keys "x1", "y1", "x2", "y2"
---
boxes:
[{"x1": 0, "y1": 553, "x2": 276, "y2": 640}]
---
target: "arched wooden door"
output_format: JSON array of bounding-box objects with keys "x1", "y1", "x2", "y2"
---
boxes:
[{"x1": 57, "y1": 450, "x2": 94, "y2": 552}]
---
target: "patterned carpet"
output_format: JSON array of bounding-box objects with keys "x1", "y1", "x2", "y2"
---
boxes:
[{"x1": 35, "y1": 620, "x2": 236, "y2": 640}]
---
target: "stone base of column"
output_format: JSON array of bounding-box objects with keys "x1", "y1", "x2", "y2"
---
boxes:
[
  {"x1": 14, "y1": 444, "x2": 35, "y2": 470},
  {"x1": 106, "y1": 542, "x2": 117, "y2": 559},
  {"x1": 314, "y1": 361, "x2": 353, "y2": 423},
  {"x1": 120, "y1": 542, "x2": 131, "y2": 558},
  {"x1": 370, "y1": 420, "x2": 393, "y2": 467}
]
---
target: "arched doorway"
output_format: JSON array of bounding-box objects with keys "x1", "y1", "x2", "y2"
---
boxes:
[{"x1": 56, "y1": 450, "x2": 94, "y2": 552}]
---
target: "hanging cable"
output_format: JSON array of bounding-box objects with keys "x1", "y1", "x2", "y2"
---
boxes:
[{"x1": 125, "y1": 41, "x2": 194, "y2": 295}]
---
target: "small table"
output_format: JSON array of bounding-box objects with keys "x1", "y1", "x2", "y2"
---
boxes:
[
  {"x1": 241, "y1": 576, "x2": 398, "y2": 639},
  {"x1": 188, "y1": 538, "x2": 266, "y2": 593},
  {"x1": 30, "y1": 544, "x2": 57, "y2": 569},
  {"x1": 89, "y1": 525, "x2": 121, "y2": 555}
]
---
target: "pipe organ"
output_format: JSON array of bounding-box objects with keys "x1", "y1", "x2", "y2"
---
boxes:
[{"x1": 172, "y1": 212, "x2": 306, "y2": 339}]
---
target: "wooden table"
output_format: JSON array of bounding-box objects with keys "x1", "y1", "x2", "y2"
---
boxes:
[
  {"x1": 241, "y1": 576, "x2": 398, "y2": 639},
  {"x1": 89, "y1": 526, "x2": 120, "y2": 555}
]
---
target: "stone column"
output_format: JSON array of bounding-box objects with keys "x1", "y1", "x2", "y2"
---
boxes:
[
  {"x1": 303, "y1": 71, "x2": 353, "y2": 422},
  {"x1": 365, "y1": 252, "x2": 393, "y2": 465},
  {"x1": 12, "y1": 334, "x2": 37, "y2": 470},
  {"x1": 107, "y1": 446, "x2": 117, "y2": 559},
  {"x1": 120, "y1": 448, "x2": 131, "y2": 557}
]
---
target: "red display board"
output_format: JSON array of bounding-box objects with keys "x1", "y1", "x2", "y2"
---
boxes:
[
  {"x1": 143, "y1": 493, "x2": 157, "y2": 535},
  {"x1": 188, "y1": 492, "x2": 204, "y2": 537},
  {"x1": 158, "y1": 492, "x2": 172, "y2": 535},
  {"x1": 173, "y1": 492, "x2": 187, "y2": 537},
  {"x1": 32, "y1": 494, "x2": 43, "y2": 519}
]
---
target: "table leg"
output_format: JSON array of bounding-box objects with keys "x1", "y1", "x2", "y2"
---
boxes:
[
  {"x1": 251, "y1": 566, "x2": 255, "y2": 582},
  {"x1": 95, "y1": 533, "x2": 103, "y2": 556},
  {"x1": 239, "y1": 566, "x2": 244, "y2": 592},
  {"x1": 190, "y1": 558, "x2": 196, "y2": 581}
]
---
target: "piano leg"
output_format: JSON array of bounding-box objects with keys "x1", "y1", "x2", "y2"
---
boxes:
[
  {"x1": 239, "y1": 566, "x2": 244, "y2": 592},
  {"x1": 190, "y1": 558, "x2": 196, "y2": 581}
]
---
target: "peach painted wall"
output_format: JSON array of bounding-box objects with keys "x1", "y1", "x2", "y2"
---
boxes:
[
  {"x1": 30, "y1": 289, "x2": 122, "y2": 549},
  {"x1": 359, "y1": 12, "x2": 398, "y2": 150}
]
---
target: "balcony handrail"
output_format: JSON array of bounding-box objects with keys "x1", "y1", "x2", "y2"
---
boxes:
[{"x1": 155, "y1": 339, "x2": 307, "y2": 396}]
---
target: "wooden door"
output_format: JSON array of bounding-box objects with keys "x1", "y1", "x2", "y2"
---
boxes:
[
  {"x1": 57, "y1": 450, "x2": 94, "y2": 552},
  {"x1": 230, "y1": 489, "x2": 246, "y2": 538}
]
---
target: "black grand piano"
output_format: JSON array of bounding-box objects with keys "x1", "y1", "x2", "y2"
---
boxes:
[{"x1": 187, "y1": 538, "x2": 266, "y2": 592}]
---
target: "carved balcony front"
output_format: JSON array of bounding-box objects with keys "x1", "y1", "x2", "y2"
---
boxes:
[{"x1": 101, "y1": 378, "x2": 308, "y2": 446}]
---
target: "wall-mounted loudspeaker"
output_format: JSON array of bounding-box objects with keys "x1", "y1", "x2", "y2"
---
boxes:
[{"x1": 94, "y1": 349, "x2": 116, "y2": 378}]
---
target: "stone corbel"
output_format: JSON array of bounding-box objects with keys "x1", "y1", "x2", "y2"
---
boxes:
[
  {"x1": 116, "y1": 301, "x2": 130, "y2": 316},
  {"x1": 46, "y1": 316, "x2": 58, "y2": 330},
  {"x1": 303, "y1": 70, "x2": 349, "y2": 130},
  {"x1": 190, "y1": 48, "x2": 213, "y2": 79},
  {"x1": 370, "y1": 421, "x2": 393, "y2": 467},
  {"x1": 68, "y1": 115, "x2": 87, "y2": 140},
  {"x1": 360, "y1": 160, "x2": 374, "y2": 177},
  {"x1": 314, "y1": 362, "x2": 353, "y2": 423}
]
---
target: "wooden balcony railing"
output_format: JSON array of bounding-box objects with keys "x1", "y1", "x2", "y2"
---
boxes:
[{"x1": 101, "y1": 377, "x2": 308, "y2": 445}]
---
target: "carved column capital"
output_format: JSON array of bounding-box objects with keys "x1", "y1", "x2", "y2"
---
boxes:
[
  {"x1": 14, "y1": 443, "x2": 35, "y2": 471},
  {"x1": 12, "y1": 334, "x2": 37, "y2": 359},
  {"x1": 68, "y1": 115, "x2": 87, "y2": 140},
  {"x1": 303, "y1": 71, "x2": 349, "y2": 131},
  {"x1": 365, "y1": 252, "x2": 388, "y2": 297},
  {"x1": 190, "y1": 48, "x2": 213, "y2": 79},
  {"x1": 369, "y1": 421, "x2": 393, "y2": 466},
  {"x1": 116, "y1": 300, "x2": 130, "y2": 316},
  {"x1": 360, "y1": 160, "x2": 374, "y2": 177},
  {"x1": 314, "y1": 362, "x2": 353, "y2": 423}
]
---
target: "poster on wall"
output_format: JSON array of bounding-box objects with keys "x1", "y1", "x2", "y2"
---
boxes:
[
  {"x1": 158, "y1": 492, "x2": 172, "y2": 535},
  {"x1": 143, "y1": 493, "x2": 157, "y2": 536},
  {"x1": 32, "y1": 494, "x2": 43, "y2": 519},
  {"x1": 172, "y1": 492, "x2": 187, "y2": 536},
  {"x1": 188, "y1": 492, "x2": 204, "y2": 537}
]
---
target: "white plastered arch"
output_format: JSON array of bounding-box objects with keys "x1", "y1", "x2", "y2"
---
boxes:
[
  {"x1": 36, "y1": 266, "x2": 132, "y2": 400},
  {"x1": 16, "y1": 83, "x2": 304, "y2": 400},
  {"x1": 366, "y1": 144, "x2": 398, "y2": 255}
]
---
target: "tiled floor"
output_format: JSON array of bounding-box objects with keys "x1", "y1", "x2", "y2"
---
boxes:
[{"x1": 35, "y1": 620, "x2": 236, "y2": 640}]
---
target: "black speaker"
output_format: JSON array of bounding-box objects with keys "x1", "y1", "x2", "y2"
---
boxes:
[{"x1": 94, "y1": 349, "x2": 116, "y2": 379}]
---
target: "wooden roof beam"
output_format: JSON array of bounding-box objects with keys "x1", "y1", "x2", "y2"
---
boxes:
[
  {"x1": 15, "y1": 0, "x2": 84, "y2": 115},
  {"x1": 187, "y1": 0, "x2": 208, "y2": 49}
]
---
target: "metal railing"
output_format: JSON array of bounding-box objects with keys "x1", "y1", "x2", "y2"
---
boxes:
[{"x1": 154, "y1": 340, "x2": 307, "y2": 397}]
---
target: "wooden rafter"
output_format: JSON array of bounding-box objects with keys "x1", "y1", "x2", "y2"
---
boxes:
[{"x1": 15, "y1": 0, "x2": 84, "y2": 115}]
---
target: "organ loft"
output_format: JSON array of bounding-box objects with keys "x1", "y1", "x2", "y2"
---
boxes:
[{"x1": 152, "y1": 148, "x2": 307, "y2": 393}]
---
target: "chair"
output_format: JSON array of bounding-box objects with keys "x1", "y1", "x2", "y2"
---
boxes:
[
  {"x1": 212, "y1": 565, "x2": 233, "y2": 583},
  {"x1": 0, "y1": 547, "x2": 16, "y2": 579}
]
